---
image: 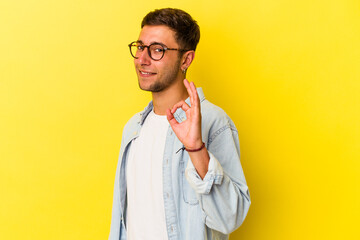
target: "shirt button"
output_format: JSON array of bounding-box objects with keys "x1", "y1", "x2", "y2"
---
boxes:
[
  {"x1": 171, "y1": 226, "x2": 174, "y2": 232},
  {"x1": 166, "y1": 192, "x2": 170, "y2": 198}
]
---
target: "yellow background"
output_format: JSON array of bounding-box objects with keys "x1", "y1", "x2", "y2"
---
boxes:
[{"x1": 1, "y1": 0, "x2": 359, "y2": 239}]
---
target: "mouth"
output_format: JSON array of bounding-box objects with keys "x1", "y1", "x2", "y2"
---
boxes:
[{"x1": 139, "y1": 70, "x2": 156, "y2": 77}]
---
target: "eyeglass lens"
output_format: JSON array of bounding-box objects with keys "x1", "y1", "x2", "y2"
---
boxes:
[{"x1": 130, "y1": 43, "x2": 165, "y2": 60}]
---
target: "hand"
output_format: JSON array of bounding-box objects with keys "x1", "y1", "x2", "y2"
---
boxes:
[{"x1": 166, "y1": 79, "x2": 203, "y2": 149}]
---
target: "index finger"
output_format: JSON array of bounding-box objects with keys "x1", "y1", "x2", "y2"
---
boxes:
[
  {"x1": 189, "y1": 81, "x2": 200, "y2": 107},
  {"x1": 183, "y1": 79, "x2": 195, "y2": 106}
]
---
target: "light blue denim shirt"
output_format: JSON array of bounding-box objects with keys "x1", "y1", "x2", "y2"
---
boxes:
[{"x1": 109, "y1": 88, "x2": 251, "y2": 240}]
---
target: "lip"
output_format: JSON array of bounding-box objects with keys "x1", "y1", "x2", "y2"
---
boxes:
[{"x1": 138, "y1": 69, "x2": 157, "y2": 77}]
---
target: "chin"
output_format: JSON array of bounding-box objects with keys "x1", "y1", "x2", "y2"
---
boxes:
[{"x1": 138, "y1": 81, "x2": 167, "y2": 93}]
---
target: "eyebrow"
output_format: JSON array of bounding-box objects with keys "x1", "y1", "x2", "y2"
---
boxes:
[{"x1": 136, "y1": 40, "x2": 166, "y2": 46}]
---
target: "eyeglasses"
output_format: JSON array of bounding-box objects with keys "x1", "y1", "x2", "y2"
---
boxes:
[{"x1": 128, "y1": 41, "x2": 190, "y2": 61}]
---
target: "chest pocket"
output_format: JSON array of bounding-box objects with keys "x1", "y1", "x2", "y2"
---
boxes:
[{"x1": 180, "y1": 160, "x2": 199, "y2": 205}]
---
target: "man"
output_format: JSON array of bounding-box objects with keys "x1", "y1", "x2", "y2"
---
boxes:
[{"x1": 109, "y1": 8, "x2": 250, "y2": 240}]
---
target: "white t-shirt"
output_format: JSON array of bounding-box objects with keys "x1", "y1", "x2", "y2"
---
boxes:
[{"x1": 126, "y1": 110, "x2": 170, "y2": 240}]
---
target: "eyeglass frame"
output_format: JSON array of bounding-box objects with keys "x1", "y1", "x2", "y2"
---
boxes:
[{"x1": 128, "y1": 41, "x2": 191, "y2": 61}]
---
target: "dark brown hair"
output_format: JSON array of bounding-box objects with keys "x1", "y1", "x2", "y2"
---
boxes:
[{"x1": 141, "y1": 8, "x2": 200, "y2": 51}]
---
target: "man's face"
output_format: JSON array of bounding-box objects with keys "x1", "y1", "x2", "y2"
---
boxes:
[{"x1": 134, "y1": 25, "x2": 182, "y2": 92}]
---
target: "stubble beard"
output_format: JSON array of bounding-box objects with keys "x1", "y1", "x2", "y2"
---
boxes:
[{"x1": 138, "y1": 58, "x2": 182, "y2": 93}]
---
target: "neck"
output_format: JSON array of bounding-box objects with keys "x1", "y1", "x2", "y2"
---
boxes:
[{"x1": 152, "y1": 78, "x2": 189, "y2": 115}]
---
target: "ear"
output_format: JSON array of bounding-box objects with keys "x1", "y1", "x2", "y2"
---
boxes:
[{"x1": 181, "y1": 50, "x2": 195, "y2": 71}]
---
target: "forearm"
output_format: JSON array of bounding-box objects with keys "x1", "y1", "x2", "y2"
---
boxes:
[{"x1": 187, "y1": 146, "x2": 210, "y2": 179}]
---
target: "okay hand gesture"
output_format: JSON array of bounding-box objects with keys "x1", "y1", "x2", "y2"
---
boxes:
[{"x1": 166, "y1": 79, "x2": 203, "y2": 150}]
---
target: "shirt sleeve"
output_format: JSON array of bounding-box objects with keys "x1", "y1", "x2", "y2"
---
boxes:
[
  {"x1": 185, "y1": 151, "x2": 224, "y2": 194},
  {"x1": 183, "y1": 116, "x2": 251, "y2": 234}
]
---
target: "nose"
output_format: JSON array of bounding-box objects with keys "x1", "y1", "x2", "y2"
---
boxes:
[{"x1": 136, "y1": 48, "x2": 151, "y2": 65}]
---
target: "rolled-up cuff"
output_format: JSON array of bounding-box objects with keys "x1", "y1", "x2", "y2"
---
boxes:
[{"x1": 185, "y1": 151, "x2": 224, "y2": 194}]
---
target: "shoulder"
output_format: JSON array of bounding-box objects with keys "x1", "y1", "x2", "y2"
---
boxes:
[
  {"x1": 200, "y1": 99, "x2": 238, "y2": 145},
  {"x1": 122, "y1": 101, "x2": 153, "y2": 133},
  {"x1": 123, "y1": 112, "x2": 141, "y2": 131},
  {"x1": 201, "y1": 99, "x2": 237, "y2": 130},
  {"x1": 119, "y1": 111, "x2": 142, "y2": 145}
]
